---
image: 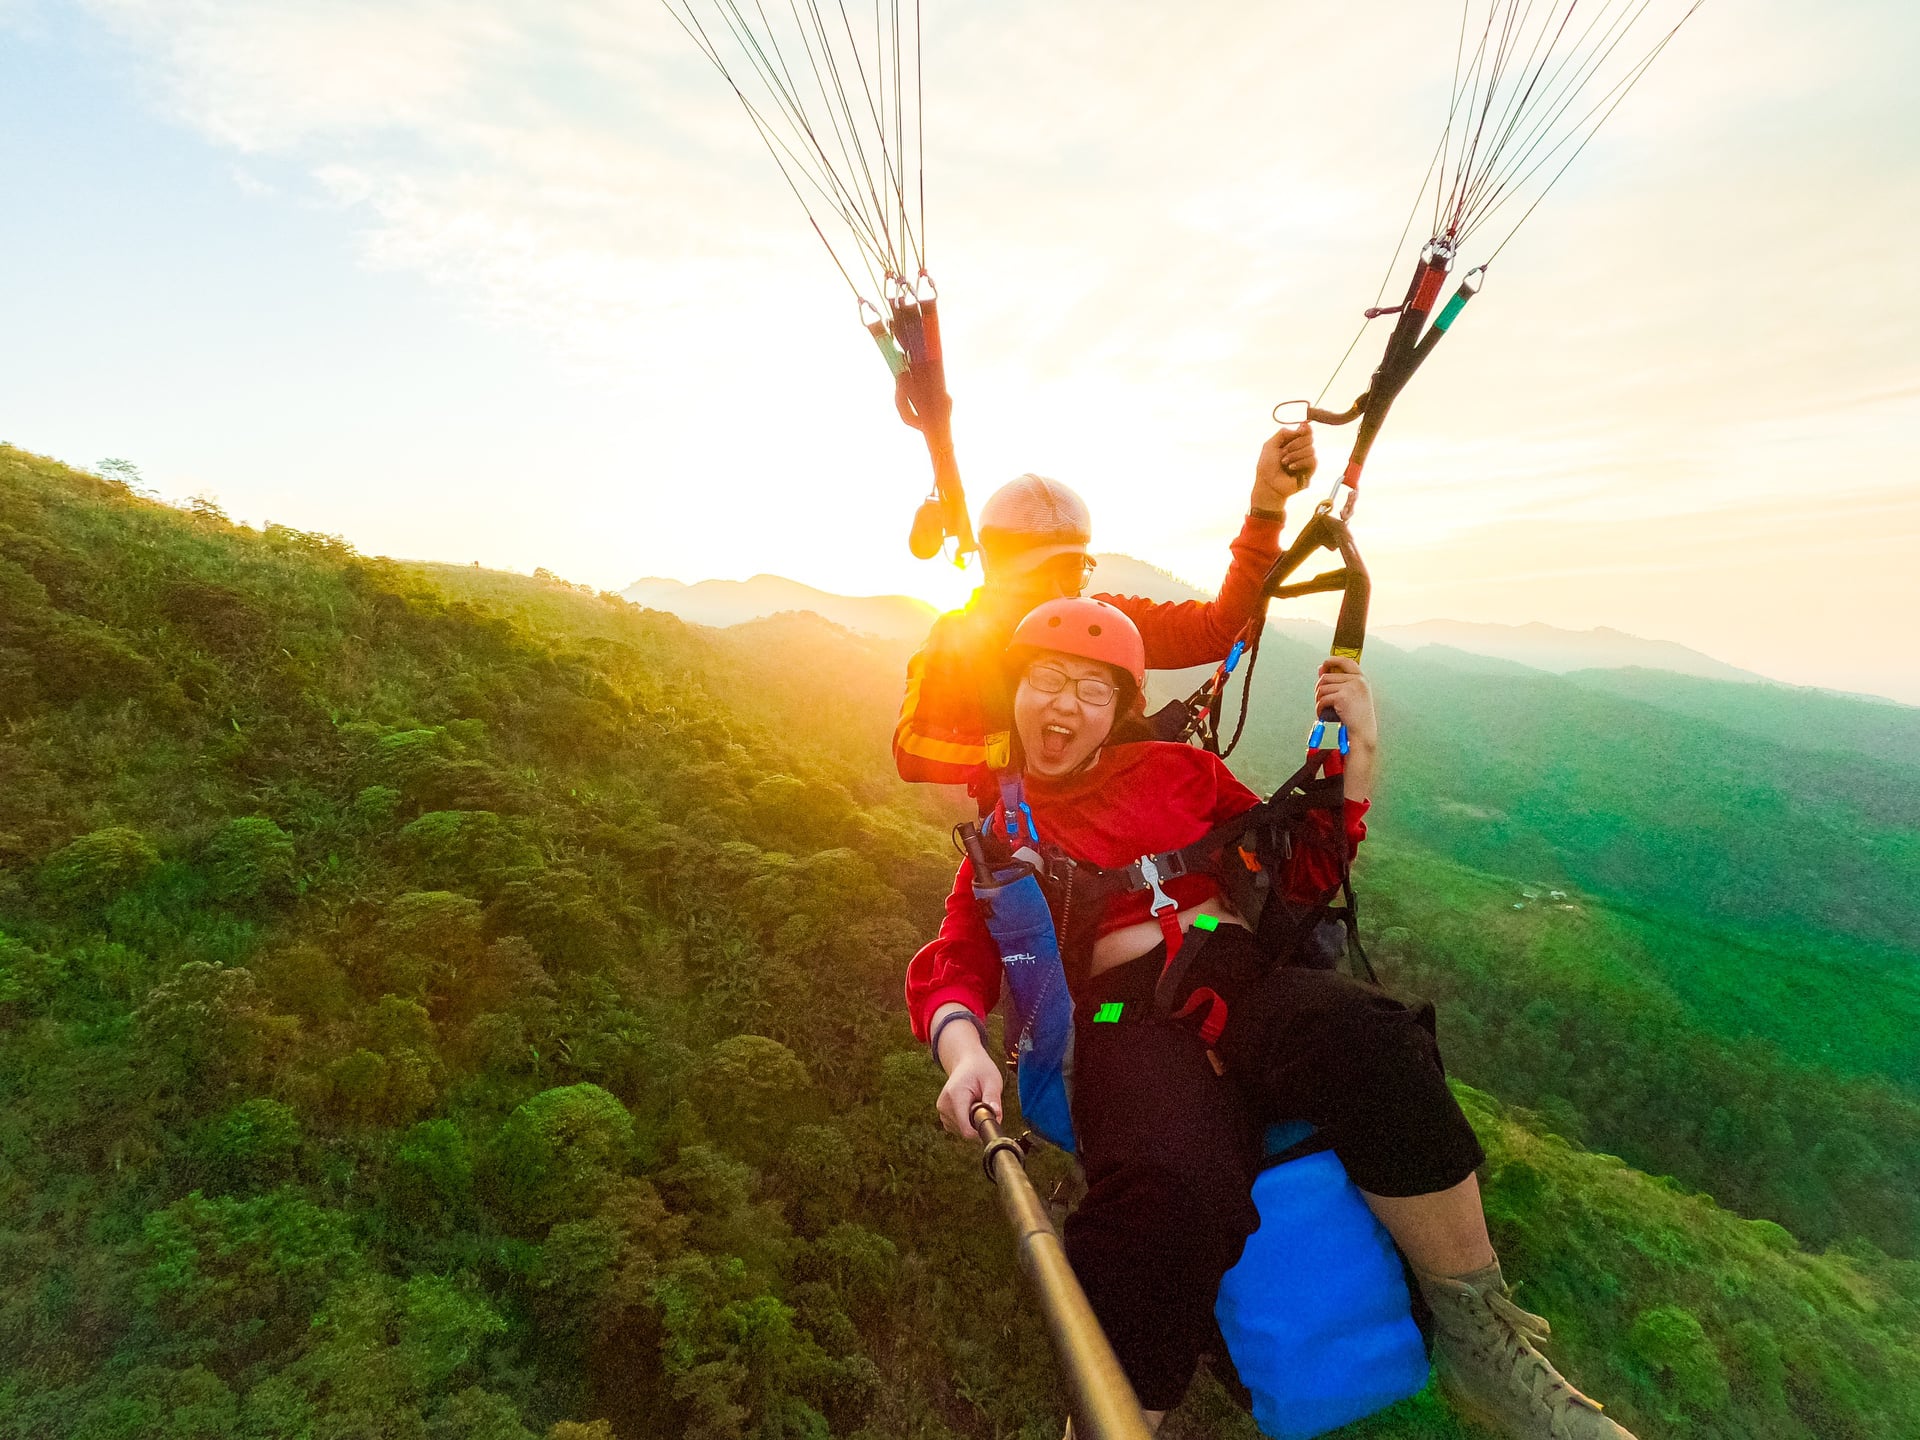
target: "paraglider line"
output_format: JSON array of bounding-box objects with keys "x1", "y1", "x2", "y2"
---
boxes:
[
  {"x1": 669, "y1": 0, "x2": 896, "y2": 292},
  {"x1": 1477, "y1": 4, "x2": 1702, "y2": 260},
  {"x1": 916, "y1": 0, "x2": 925, "y2": 256},
  {"x1": 1456, "y1": 0, "x2": 1587, "y2": 225},
  {"x1": 1457, "y1": 0, "x2": 1659, "y2": 228}
]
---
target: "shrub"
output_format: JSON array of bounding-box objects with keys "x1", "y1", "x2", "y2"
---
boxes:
[
  {"x1": 489, "y1": 1084, "x2": 636, "y2": 1229},
  {"x1": 1628, "y1": 1304, "x2": 1732, "y2": 1411},
  {"x1": 199, "y1": 1098, "x2": 303, "y2": 1191},
  {"x1": 137, "y1": 1189, "x2": 361, "y2": 1370},
  {"x1": 0, "y1": 933, "x2": 66, "y2": 1011},
  {"x1": 693, "y1": 1035, "x2": 811, "y2": 1162},
  {"x1": 135, "y1": 963, "x2": 290, "y2": 1101},
  {"x1": 429, "y1": 1388, "x2": 537, "y2": 1440},
  {"x1": 774, "y1": 1125, "x2": 856, "y2": 1237},
  {"x1": 205, "y1": 817, "x2": 297, "y2": 902},
  {"x1": 38, "y1": 826, "x2": 160, "y2": 908},
  {"x1": 386, "y1": 1119, "x2": 476, "y2": 1231}
]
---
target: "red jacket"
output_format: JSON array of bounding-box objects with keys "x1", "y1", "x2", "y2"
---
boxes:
[
  {"x1": 892, "y1": 514, "x2": 1283, "y2": 788},
  {"x1": 904, "y1": 742, "x2": 1368, "y2": 1041}
]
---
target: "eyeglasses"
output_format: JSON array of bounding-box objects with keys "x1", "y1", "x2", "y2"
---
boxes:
[
  {"x1": 1035, "y1": 553, "x2": 1097, "y2": 586},
  {"x1": 1025, "y1": 664, "x2": 1117, "y2": 707}
]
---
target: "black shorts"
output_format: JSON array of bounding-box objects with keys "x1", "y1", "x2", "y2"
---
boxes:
[
  {"x1": 1184, "y1": 923, "x2": 1487, "y2": 1197},
  {"x1": 1063, "y1": 1006, "x2": 1259, "y2": 1412}
]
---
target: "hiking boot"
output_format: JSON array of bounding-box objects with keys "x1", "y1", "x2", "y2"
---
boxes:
[{"x1": 1416, "y1": 1260, "x2": 1636, "y2": 1440}]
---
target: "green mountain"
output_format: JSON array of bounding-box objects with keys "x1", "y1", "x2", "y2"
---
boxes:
[
  {"x1": 1562, "y1": 667, "x2": 1920, "y2": 775},
  {"x1": 1205, "y1": 630, "x2": 1920, "y2": 956},
  {"x1": 3, "y1": 446, "x2": 1917, "y2": 1440}
]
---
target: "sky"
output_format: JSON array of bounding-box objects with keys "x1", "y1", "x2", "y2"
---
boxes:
[{"x1": 2, "y1": 0, "x2": 1916, "y2": 702}]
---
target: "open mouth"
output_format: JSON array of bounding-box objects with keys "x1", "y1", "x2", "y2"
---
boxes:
[{"x1": 1038, "y1": 722, "x2": 1076, "y2": 764}]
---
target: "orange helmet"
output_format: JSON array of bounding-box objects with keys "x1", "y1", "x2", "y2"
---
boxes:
[{"x1": 1008, "y1": 597, "x2": 1147, "y2": 691}]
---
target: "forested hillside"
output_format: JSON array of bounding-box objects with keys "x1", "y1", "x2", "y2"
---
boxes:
[
  {"x1": 3, "y1": 445, "x2": 1918, "y2": 1440},
  {"x1": 1561, "y1": 668, "x2": 1920, "y2": 773},
  {"x1": 1206, "y1": 633, "x2": 1920, "y2": 953}
]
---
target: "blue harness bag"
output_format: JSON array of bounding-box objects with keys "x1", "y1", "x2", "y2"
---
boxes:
[
  {"x1": 1216, "y1": 1124, "x2": 1429, "y2": 1439},
  {"x1": 974, "y1": 778, "x2": 1077, "y2": 1150},
  {"x1": 966, "y1": 777, "x2": 1427, "y2": 1438}
]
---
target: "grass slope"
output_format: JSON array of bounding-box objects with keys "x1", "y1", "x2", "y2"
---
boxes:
[{"x1": 1358, "y1": 842, "x2": 1920, "y2": 1253}]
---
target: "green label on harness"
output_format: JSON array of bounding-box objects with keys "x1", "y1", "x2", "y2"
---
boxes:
[
  {"x1": 1192, "y1": 913, "x2": 1219, "y2": 932},
  {"x1": 1093, "y1": 1001, "x2": 1125, "y2": 1023}
]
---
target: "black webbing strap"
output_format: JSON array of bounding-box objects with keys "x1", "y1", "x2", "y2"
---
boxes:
[
  {"x1": 1204, "y1": 510, "x2": 1370, "y2": 760},
  {"x1": 1035, "y1": 752, "x2": 1347, "y2": 937}
]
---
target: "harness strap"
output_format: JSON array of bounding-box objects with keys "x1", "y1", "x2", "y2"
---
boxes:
[
  {"x1": 998, "y1": 750, "x2": 1358, "y2": 1015},
  {"x1": 1129, "y1": 851, "x2": 1187, "y2": 963},
  {"x1": 1172, "y1": 986, "x2": 1229, "y2": 1046},
  {"x1": 1030, "y1": 750, "x2": 1346, "y2": 929}
]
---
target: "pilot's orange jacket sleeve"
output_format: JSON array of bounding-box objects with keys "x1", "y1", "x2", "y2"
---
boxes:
[
  {"x1": 1098, "y1": 513, "x2": 1282, "y2": 669},
  {"x1": 891, "y1": 514, "x2": 1284, "y2": 787},
  {"x1": 891, "y1": 606, "x2": 1014, "y2": 789}
]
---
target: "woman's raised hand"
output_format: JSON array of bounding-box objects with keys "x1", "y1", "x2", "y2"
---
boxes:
[
  {"x1": 1315, "y1": 656, "x2": 1379, "y2": 804},
  {"x1": 1252, "y1": 425, "x2": 1317, "y2": 513},
  {"x1": 1314, "y1": 656, "x2": 1377, "y2": 750}
]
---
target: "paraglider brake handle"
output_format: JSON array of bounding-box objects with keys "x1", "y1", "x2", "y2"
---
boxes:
[
  {"x1": 1259, "y1": 508, "x2": 1371, "y2": 663},
  {"x1": 1272, "y1": 394, "x2": 1368, "y2": 428}
]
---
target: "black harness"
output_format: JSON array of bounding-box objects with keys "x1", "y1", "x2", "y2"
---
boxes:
[{"x1": 971, "y1": 751, "x2": 1373, "y2": 1046}]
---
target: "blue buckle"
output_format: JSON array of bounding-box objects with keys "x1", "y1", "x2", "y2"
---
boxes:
[
  {"x1": 996, "y1": 775, "x2": 1039, "y2": 844},
  {"x1": 1307, "y1": 719, "x2": 1350, "y2": 755}
]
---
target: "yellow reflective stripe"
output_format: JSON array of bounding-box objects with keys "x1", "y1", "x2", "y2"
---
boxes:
[{"x1": 897, "y1": 724, "x2": 989, "y2": 768}]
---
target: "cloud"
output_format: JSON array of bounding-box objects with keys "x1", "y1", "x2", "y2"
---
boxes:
[
  {"x1": 49, "y1": 0, "x2": 1920, "y2": 698},
  {"x1": 80, "y1": 0, "x2": 1915, "y2": 411}
]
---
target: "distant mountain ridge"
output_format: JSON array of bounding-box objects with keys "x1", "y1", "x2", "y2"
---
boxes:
[
  {"x1": 1086, "y1": 561, "x2": 1769, "y2": 683},
  {"x1": 617, "y1": 554, "x2": 1920, "y2": 746},
  {"x1": 1374, "y1": 618, "x2": 1762, "y2": 682},
  {"x1": 622, "y1": 572, "x2": 934, "y2": 642},
  {"x1": 1085, "y1": 552, "x2": 1209, "y2": 603}
]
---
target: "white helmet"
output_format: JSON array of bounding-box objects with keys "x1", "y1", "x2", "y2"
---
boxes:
[{"x1": 977, "y1": 474, "x2": 1092, "y2": 576}]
